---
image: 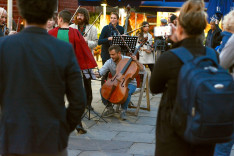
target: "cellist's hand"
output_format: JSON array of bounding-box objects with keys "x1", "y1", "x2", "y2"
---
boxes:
[
  {"x1": 94, "y1": 71, "x2": 101, "y2": 78},
  {"x1": 131, "y1": 55, "x2": 144, "y2": 71},
  {"x1": 108, "y1": 37, "x2": 113, "y2": 41},
  {"x1": 131, "y1": 55, "x2": 137, "y2": 61}
]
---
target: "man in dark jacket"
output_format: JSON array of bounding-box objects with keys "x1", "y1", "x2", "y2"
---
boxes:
[
  {"x1": 205, "y1": 19, "x2": 222, "y2": 49},
  {"x1": 0, "y1": 0, "x2": 86, "y2": 155}
]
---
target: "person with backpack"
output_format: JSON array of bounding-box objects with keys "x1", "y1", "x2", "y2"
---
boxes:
[
  {"x1": 150, "y1": 0, "x2": 234, "y2": 156},
  {"x1": 214, "y1": 34, "x2": 234, "y2": 156}
]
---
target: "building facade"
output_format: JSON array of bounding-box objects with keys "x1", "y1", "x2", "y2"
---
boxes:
[{"x1": 0, "y1": 0, "x2": 95, "y2": 30}]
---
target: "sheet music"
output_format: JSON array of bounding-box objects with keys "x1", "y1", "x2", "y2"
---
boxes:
[{"x1": 112, "y1": 36, "x2": 138, "y2": 53}]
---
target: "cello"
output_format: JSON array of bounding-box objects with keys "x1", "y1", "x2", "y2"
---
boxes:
[{"x1": 101, "y1": 38, "x2": 147, "y2": 104}]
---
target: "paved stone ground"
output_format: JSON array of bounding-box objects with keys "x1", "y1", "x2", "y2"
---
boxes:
[{"x1": 67, "y1": 68, "x2": 234, "y2": 156}]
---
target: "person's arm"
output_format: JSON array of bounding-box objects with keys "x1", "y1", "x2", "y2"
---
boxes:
[
  {"x1": 65, "y1": 46, "x2": 86, "y2": 133},
  {"x1": 98, "y1": 26, "x2": 111, "y2": 45},
  {"x1": 97, "y1": 59, "x2": 111, "y2": 77},
  {"x1": 150, "y1": 52, "x2": 171, "y2": 94},
  {"x1": 86, "y1": 26, "x2": 98, "y2": 50},
  {"x1": 213, "y1": 30, "x2": 222, "y2": 47},
  {"x1": 220, "y1": 35, "x2": 234, "y2": 69}
]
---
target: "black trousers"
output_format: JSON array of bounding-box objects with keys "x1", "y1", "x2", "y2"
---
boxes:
[
  {"x1": 77, "y1": 75, "x2": 93, "y2": 125},
  {"x1": 3, "y1": 149, "x2": 67, "y2": 156},
  {"x1": 83, "y1": 76, "x2": 92, "y2": 107},
  {"x1": 147, "y1": 64, "x2": 154, "y2": 72}
]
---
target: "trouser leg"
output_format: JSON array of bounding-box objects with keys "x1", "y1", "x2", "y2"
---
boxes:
[
  {"x1": 83, "y1": 77, "x2": 92, "y2": 107},
  {"x1": 3, "y1": 148, "x2": 68, "y2": 156},
  {"x1": 148, "y1": 64, "x2": 154, "y2": 72},
  {"x1": 100, "y1": 88, "x2": 112, "y2": 107},
  {"x1": 121, "y1": 84, "x2": 136, "y2": 110}
]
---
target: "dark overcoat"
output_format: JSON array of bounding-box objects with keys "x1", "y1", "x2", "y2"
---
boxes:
[{"x1": 0, "y1": 27, "x2": 86, "y2": 155}]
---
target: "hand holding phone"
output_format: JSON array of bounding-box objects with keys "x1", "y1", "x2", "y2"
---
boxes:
[{"x1": 154, "y1": 26, "x2": 172, "y2": 37}]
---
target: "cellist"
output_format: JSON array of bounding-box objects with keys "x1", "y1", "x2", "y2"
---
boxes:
[
  {"x1": 98, "y1": 12, "x2": 124, "y2": 86},
  {"x1": 95, "y1": 45, "x2": 144, "y2": 120}
]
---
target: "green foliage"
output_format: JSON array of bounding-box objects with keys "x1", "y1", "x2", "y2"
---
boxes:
[{"x1": 90, "y1": 13, "x2": 101, "y2": 31}]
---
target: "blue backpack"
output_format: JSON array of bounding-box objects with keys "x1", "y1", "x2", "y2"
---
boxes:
[{"x1": 170, "y1": 47, "x2": 234, "y2": 144}]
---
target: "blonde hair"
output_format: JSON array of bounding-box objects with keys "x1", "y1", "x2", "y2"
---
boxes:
[
  {"x1": 178, "y1": 0, "x2": 207, "y2": 36},
  {"x1": 0, "y1": 7, "x2": 7, "y2": 16},
  {"x1": 222, "y1": 10, "x2": 234, "y2": 32}
]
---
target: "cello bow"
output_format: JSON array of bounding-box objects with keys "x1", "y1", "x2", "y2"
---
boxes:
[
  {"x1": 83, "y1": 12, "x2": 102, "y2": 37},
  {"x1": 124, "y1": 4, "x2": 131, "y2": 34}
]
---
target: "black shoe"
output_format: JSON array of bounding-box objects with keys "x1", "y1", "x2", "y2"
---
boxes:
[
  {"x1": 76, "y1": 125, "x2": 87, "y2": 134},
  {"x1": 86, "y1": 105, "x2": 94, "y2": 111}
]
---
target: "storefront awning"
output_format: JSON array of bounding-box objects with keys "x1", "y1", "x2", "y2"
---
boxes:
[
  {"x1": 140, "y1": 1, "x2": 209, "y2": 9},
  {"x1": 78, "y1": 0, "x2": 141, "y2": 7}
]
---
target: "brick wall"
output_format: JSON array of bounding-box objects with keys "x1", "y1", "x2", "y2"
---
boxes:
[
  {"x1": 0, "y1": 0, "x2": 20, "y2": 22},
  {"x1": 58, "y1": 0, "x2": 96, "y2": 14},
  {"x1": 0, "y1": 0, "x2": 96, "y2": 25}
]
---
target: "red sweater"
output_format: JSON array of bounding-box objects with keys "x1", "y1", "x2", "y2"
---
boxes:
[{"x1": 49, "y1": 27, "x2": 97, "y2": 70}]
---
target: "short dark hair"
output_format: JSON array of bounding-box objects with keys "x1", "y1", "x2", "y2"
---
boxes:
[
  {"x1": 170, "y1": 14, "x2": 177, "y2": 23},
  {"x1": 17, "y1": 0, "x2": 57, "y2": 25},
  {"x1": 58, "y1": 10, "x2": 72, "y2": 24},
  {"x1": 108, "y1": 45, "x2": 121, "y2": 53}
]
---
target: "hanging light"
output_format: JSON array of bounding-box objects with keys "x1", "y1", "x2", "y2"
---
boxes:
[{"x1": 101, "y1": 0, "x2": 107, "y2": 7}]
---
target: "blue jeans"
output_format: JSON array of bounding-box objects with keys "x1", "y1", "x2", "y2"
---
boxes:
[
  {"x1": 214, "y1": 139, "x2": 234, "y2": 156},
  {"x1": 101, "y1": 84, "x2": 136, "y2": 110}
]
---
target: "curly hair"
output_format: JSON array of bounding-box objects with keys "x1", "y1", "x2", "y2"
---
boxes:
[
  {"x1": 178, "y1": 0, "x2": 207, "y2": 36},
  {"x1": 74, "y1": 7, "x2": 90, "y2": 25},
  {"x1": 17, "y1": 0, "x2": 57, "y2": 25},
  {"x1": 222, "y1": 10, "x2": 234, "y2": 33}
]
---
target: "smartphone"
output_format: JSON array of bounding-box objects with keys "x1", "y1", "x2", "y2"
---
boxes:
[{"x1": 154, "y1": 26, "x2": 172, "y2": 37}]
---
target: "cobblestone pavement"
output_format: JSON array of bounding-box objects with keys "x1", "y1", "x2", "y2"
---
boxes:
[{"x1": 67, "y1": 71, "x2": 234, "y2": 156}]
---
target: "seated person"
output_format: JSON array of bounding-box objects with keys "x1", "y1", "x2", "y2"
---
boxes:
[{"x1": 95, "y1": 45, "x2": 144, "y2": 120}]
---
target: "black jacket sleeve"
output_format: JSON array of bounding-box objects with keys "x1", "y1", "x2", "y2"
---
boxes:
[
  {"x1": 150, "y1": 52, "x2": 172, "y2": 94},
  {"x1": 65, "y1": 47, "x2": 86, "y2": 133}
]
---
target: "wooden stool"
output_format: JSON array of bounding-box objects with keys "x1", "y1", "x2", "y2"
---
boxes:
[
  {"x1": 115, "y1": 70, "x2": 151, "y2": 116},
  {"x1": 129, "y1": 70, "x2": 150, "y2": 116}
]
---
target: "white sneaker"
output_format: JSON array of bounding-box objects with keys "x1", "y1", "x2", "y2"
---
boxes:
[
  {"x1": 102, "y1": 107, "x2": 115, "y2": 117},
  {"x1": 120, "y1": 110, "x2": 126, "y2": 120}
]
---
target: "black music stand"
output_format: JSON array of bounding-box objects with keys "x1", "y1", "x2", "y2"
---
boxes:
[
  {"x1": 82, "y1": 106, "x2": 107, "y2": 123},
  {"x1": 112, "y1": 36, "x2": 138, "y2": 55},
  {"x1": 81, "y1": 69, "x2": 108, "y2": 123}
]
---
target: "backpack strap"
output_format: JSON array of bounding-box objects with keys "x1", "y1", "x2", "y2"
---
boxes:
[
  {"x1": 170, "y1": 47, "x2": 194, "y2": 63},
  {"x1": 205, "y1": 47, "x2": 218, "y2": 64}
]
